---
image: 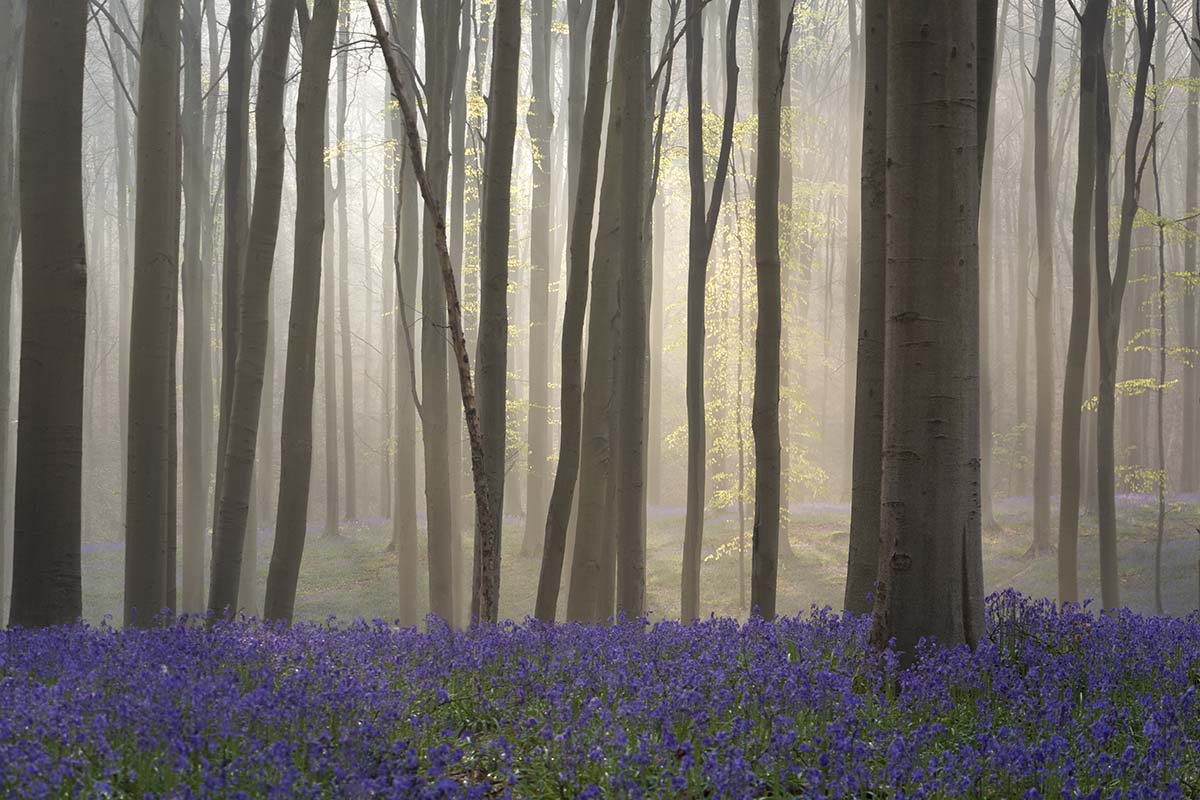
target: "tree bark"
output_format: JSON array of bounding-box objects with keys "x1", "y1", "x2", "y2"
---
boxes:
[
  {"x1": 207, "y1": 0, "x2": 293, "y2": 617},
  {"x1": 844, "y1": 0, "x2": 885, "y2": 615},
  {"x1": 9, "y1": 0, "x2": 86, "y2": 627},
  {"x1": 336, "y1": 11, "x2": 357, "y2": 522},
  {"x1": 1183, "y1": 8, "x2": 1200, "y2": 494},
  {"x1": 1032, "y1": 0, "x2": 1055, "y2": 555},
  {"x1": 869, "y1": 0, "x2": 985, "y2": 657},
  {"x1": 535, "y1": 0, "x2": 613, "y2": 621},
  {"x1": 263, "y1": 0, "x2": 338, "y2": 624},
  {"x1": 125, "y1": 0, "x2": 181, "y2": 625},
  {"x1": 1059, "y1": 0, "x2": 1105, "y2": 605}
]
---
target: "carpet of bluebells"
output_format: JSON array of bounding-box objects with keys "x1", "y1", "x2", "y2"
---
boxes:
[{"x1": 2, "y1": 592, "x2": 1198, "y2": 799}]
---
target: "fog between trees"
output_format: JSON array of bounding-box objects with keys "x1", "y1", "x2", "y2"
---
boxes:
[{"x1": 1, "y1": 0, "x2": 1198, "y2": 652}]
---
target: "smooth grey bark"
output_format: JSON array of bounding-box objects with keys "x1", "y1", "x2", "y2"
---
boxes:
[
  {"x1": 263, "y1": 0, "x2": 338, "y2": 624},
  {"x1": 534, "y1": 0, "x2": 613, "y2": 621},
  {"x1": 473, "y1": 0, "x2": 520, "y2": 623},
  {"x1": 751, "y1": 0, "x2": 790, "y2": 621},
  {"x1": 1183, "y1": 9, "x2": 1199, "y2": 493},
  {"x1": 181, "y1": 0, "x2": 207, "y2": 615},
  {"x1": 9, "y1": 0, "x2": 85, "y2": 628},
  {"x1": 207, "y1": 0, "x2": 293, "y2": 618},
  {"x1": 1096, "y1": 0, "x2": 1153, "y2": 613},
  {"x1": 214, "y1": 0, "x2": 252, "y2": 545},
  {"x1": 322, "y1": 127, "x2": 339, "y2": 541},
  {"x1": 113, "y1": 17, "x2": 133, "y2": 519},
  {"x1": 336, "y1": 12, "x2": 357, "y2": 522},
  {"x1": 843, "y1": 0, "x2": 885, "y2": 615},
  {"x1": 0, "y1": 0, "x2": 23, "y2": 626},
  {"x1": 381, "y1": 103, "x2": 395, "y2": 526},
  {"x1": 1032, "y1": 0, "x2": 1054, "y2": 555},
  {"x1": 869, "y1": 0, "x2": 985, "y2": 657},
  {"x1": 1059, "y1": 0, "x2": 1106, "y2": 606},
  {"x1": 523, "y1": 0, "x2": 553, "y2": 558},
  {"x1": 125, "y1": 0, "x2": 181, "y2": 626},
  {"x1": 682, "y1": 0, "x2": 741, "y2": 623}
]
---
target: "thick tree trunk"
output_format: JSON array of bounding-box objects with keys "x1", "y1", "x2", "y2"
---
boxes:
[
  {"x1": 523, "y1": 0, "x2": 553, "y2": 558},
  {"x1": 1096, "y1": 0, "x2": 1153, "y2": 613},
  {"x1": 473, "y1": 0, "x2": 520, "y2": 623},
  {"x1": 870, "y1": 0, "x2": 985, "y2": 657},
  {"x1": 9, "y1": 0, "x2": 85, "y2": 627},
  {"x1": 263, "y1": 0, "x2": 338, "y2": 624},
  {"x1": 843, "y1": 0, "x2": 885, "y2": 615},
  {"x1": 1059, "y1": 0, "x2": 1105, "y2": 605},
  {"x1": 336, "y1": 13, "x2": 357, "y2": 522},
  {"x1": 125, "y1": 0, "x2": 181, "y2": 626},
  {"x1": 1032, "y1": 0, "x2": 1055, "y2": 555},
  {"x1": 535, "y1": 0, "x2": 613, "y2": 621},
  {"x1": 207, "y1": 0, "x2": 293, "y2": 618},
  {"x1": 751, "y1": 0, "x2": 789, "y2": 621}
]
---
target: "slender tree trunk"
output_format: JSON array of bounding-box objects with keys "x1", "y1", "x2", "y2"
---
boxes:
[
  {"x1": 125, "y1": 0, "x2": 181, "y2": 625},
  {"x1": 322, "y1": 139, "x2": 339, "y2": 540},
  {"x1": 843, "y1": 0, "x2": 862, "y2": 500},
  {"x1": 751, "y1": 0, "x2": 790, "y2": 621},
  {"x1": 114, "y1": 19, "x2": 133, "y2": 519},
  {"x1": 870, "y1": 0, "x2": 986, "y2": 657},
  {"x1": 214, "y1": 0, "x2": 252, "y2": 544},
  {"x1": 1032, "y1": 0, "x2": 1055, "y2": 555},
  {"x1": 682, "y1": 0, "x2": 741, "y2": 623},
  {"x1": 1059, "y1": 0, "x2": 1105, "y2": 605},
  {"x1": 381, "y1": 104, "x2": 395, "y2": 527},
  {"x1": 0, "y1": 0, "x2": 23, "y2": 625},
  {"x1": 535, "y1": 0, "x2": 614, "y2": 621},
  {"x1": 1152, "y1": 93, "x2": 1166, "y2": 615},
  {"x1": 9, "y1": 0, "x2": 85, "y2": 627},
  {"x1": 207, "y1": 0, "x2": 293, "y2": 617},
  {"x1": 1182, "y1": 9, "x2": 1200, "y2": 494},
  {"x1": 523, "y1": 0, "x2": 553, "y2": 558},
  {"x1": 1096, "y1": 0, "x2": 1154, "y2": 613},
  {"x1": 844, "y1": 0, "x2": 885, "y2": 614},
  {"x1": 336, "y1": 12, "x2": 357, "y2": 522},
  {"x1": 181, "y1": 0, "x2": 208, "y2": 614},
  {"x1": 263, "y1": 0, "x2": 338, "y2": 624}
]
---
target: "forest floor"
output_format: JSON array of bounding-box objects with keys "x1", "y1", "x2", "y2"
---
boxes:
[{"x1": 79, "y1": 493, "x2": 1200, "y2": 624}]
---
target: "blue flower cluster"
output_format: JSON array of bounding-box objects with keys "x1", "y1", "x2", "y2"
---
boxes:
[{"x1": 1, "y1": 591, "x2": 1197, "y2": 798}]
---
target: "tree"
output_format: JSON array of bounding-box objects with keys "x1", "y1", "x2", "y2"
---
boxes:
[
  {"x1": 8, "y1": 0, "x2": 86, "y2": 627},
  {"x1": 535, "y1": 0, "x2": 614, "y2": 621},
  {"x1": 869, "y1": 0, "x2": 986, "y2": 656},
  {"x1": 523, "y1": 0, "x2": 553, "y2": 558},
  {"x1": 125, "y1": 0, "x2": 181, "y2": 625},
  {"x1": 751, "y1": 0, "x2": 793, "y2": 621},
  {"x1": 474, "y1": 0, "x2": 520, "y2": 623},
  {"x1": 1031, "y1": 0, "x2": 1054, "y2": 556},
  {"x1": 1096, "y1": 0, "x2": 1154, "y2": 612},
  {"x1": 336, "y1": 9, "x2": 357, "y2": 522},
  {"x1": 844, "y1": 0, "x2": 885, "y2": 615},
  {"x1": 1059, "y1": 0, "x2": 1107, "y2": 605},
  {"x1": 682, "y1": 0, "x2": 741, "y2": 623},
  {"x1": 1182, "y1": 6, "x2": 1199, "y2": 494},
  {"x1": 264, "y1": 0, "x2": 338, "y2": 624},
  {"x1": 0, "y1": 0, "x2": 24, "y2": 626},
  {"x1": 207, "y1": 0, "x2": 293, "y2": 617}
]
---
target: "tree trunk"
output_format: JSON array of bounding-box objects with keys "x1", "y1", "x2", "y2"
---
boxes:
[
  {"x1": 682, "y1": 0, "x2": 741, "y2": 623},
  {"x1": 9, "y1": 0, "x2": 85, "y2": 627},
  {"x1": 1183, "y1": 9, "x2": 1199, "y2": 494},
  {"x1": 614, "y1": 0, "x2": 649, "y2": 618},
  {"x1": 263, "y1": 0, "x2": 338, "y2": 624},
  {"x1": 1059, "y1": 0, "x2": 1105, "y2": 605},
  {"x1": 869, "y1": 0, "x2": 985, "y2": 657},
  {"x1": 1032, "y1": 0, "x2": 1055, "y2": 555},
  {"x1": 844, "y1": 0, "x2": 885, "y2": 615},
  {"x1": 1096, "y1": 0, "x2": 1154, "y2": 613},
  {"x1": 125, "y1": 0, "x2": 181, "y2": 626},
  {"x1": 535, "y1": 0, "x2": 613, "y2": 621},
  {"x1": 336, "y1": 12, "x2": 357, "y2": 522},
  {"x1": 751, "y1": 0, "x2": 789, "y2": 621},
  {"x1": 322, "y1": 139, "x2": 339, "y2": 539},
  {"x1": 207, "y1": 0, "x2": 293, "y2": 617},
  {"x1": 523, "y1": 0, "x2": 553, "y2": 558}
]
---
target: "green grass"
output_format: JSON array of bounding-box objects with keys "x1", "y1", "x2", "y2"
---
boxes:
[{"x1": 80, "y1": 496, "x2": 1200, "y2": 624}]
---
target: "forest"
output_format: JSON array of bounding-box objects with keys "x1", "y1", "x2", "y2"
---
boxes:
[{"x1": 1, "y1": 0, "x2": 1199, "y2": 796}]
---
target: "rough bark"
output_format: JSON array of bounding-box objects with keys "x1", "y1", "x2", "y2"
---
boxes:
[
  {"x1": 125, "y1": 0, "x2": 181, "y2": 625},
  {"x1": 844, "y1": 0, "x2": 886, "y2": 615},
  {"x1": 9, "y1": 0, "x2": 85, "y2": 627},
  {"x1": 534, "y1": 0, "x2": 614, "y2": 621},
  {"x1": 263, "y1": 0, "x2": 338, "y2": 624},
  {"x1": 869, "y1": 0, "x2": 985, "y2": 657}
]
